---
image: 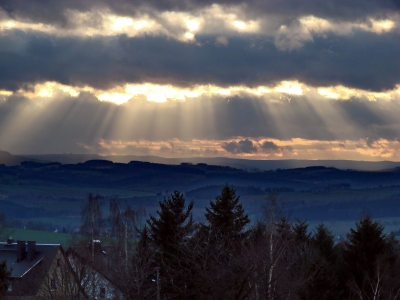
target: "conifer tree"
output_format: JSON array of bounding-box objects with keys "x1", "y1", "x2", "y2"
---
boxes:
[
  {"x1": 342, "y1": 215, "x2": 389, "y2": 297},
  {"x1": 292, "y1": 220, "x2": 311, "y2": 244},
  {"x1": 205, "y1": 184, "x2": 250, "y2": 237},
  {"x1": 313, "y1": 223, "x2": 335, "y2": 260},
  {"x1": 299, "y1": 224, "x2": 340, "y2": 299},
  {"x1": 200, "y1": 185, "x2": 252, "y2": 299},
  {"x1": 0, "y1": 260, "x2": 11, "y2": 297},
  {"x1": 146, "y1": 191, "x2": 194, "y2": 298},
  {"x1": 147, "y1": 191, "x2": 194, "y2": 253}
]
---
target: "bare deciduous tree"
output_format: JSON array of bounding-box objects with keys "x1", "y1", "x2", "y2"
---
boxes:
[
  {"x1": 245, "y1": 193, "x2": 319, "y2": 300},
  {"x1": 109, "y1": 198, "x2": 145, "y2": 271}
]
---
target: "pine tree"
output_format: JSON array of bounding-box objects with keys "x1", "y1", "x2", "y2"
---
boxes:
[
  {"x1": 341, "y1": 215, "x2": 389, "y2": 297},
  {"x1": 0, "y1": 260, "x2": 11, "y2": 297},
  {"x1": 299, "y1": 224, "x2": 341, "y2": 300},
  {"x1": 200, "y1": 185, "x2": 252, "y2": 299},
  {"x1": 275, "y1": 217, "x2": 292, "y2": 242},
  {"x1": 205, "y1": 184, "x2": 250, "y2": 237},
  {"x1": 313, "y1": 223, "x2": 335, "y2": 261},
  {"x1": 292, "y1": 220, "x2": 311, "y2": 244},
  {"x1": 146, "y1": 191, "x2": 194, "y2": 298},
  {"x1": 147, "y1": 191, "x2": 194, "y2": 253}
]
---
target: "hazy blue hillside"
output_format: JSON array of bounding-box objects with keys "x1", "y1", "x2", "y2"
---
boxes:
[
  {"x1": 0, "y1": 150, "x2": 45, "y2": 166},
  {"x1": 1, "y1": 158, "x2": 400, "y2": 236},
  {"x1": 21, "y1": 153, "x2": 400, "y2": 171}
]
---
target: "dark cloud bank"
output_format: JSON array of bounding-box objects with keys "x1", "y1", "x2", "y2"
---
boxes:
[
  {"x1": 1, "y1": 30, "x2": 400, "y2": 92},
  {"x1": 1, "y1": 0, "x2": 399, "y2": 25}
]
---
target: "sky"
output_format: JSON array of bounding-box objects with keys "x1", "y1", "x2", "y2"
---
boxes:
[{"x1": 1, "y1": 1, "x2": 400, "y2": 161}]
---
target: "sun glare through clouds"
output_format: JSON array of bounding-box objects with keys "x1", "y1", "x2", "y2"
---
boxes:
[{"x1": 1, "y1": 1, "x2": 400, "y2": 160}]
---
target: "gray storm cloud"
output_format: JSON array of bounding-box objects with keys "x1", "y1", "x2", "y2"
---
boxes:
[
  {"x1": 1, "y1": 0, "x2": 398, "y2": 25},
  {"x1": 261, "y1": 141, "x2": 279, "y2": 152},
  {"x1": 1, "y1": 30, "x2": 400, "y2": 92},
  {"x1": 259, "y1": 141, "x2": 293, "y2": 155},
  {"x1": 222, "y1": 139, "x2": 258, "y2": 154}
]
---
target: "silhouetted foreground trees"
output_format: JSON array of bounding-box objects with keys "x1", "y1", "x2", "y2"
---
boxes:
[{"x1": 77, "y1": 186, "x2": 400, "y2": 299}]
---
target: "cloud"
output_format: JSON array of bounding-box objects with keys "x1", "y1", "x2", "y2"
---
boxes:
[
  {"x1": 1, "y1": 30, "x2": 400, "y2": 92},
  {"x1": 260, "y1": 141, "x2": 279, "y2": 152},
  {"x1": 1, "y1": 0, "x2": 398, "y2": 27},
  {"x1": 258, "y1": 140, "x2": 293, "y2": 155},
  {"x1": 1, "y1": 1, "x2": 400, "y2": 161},
  {"x1": 222, "y1": 139, "x2": 258, "y2": 154},
  {"x1": 215, "y1": 36, "x2": 229, "y2": 46},
  {"x1": 273, "y1": 20, "x2": 313, "y2": 51}
]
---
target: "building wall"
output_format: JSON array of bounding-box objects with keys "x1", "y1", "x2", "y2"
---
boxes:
[
  {"x1": 67, "y1": 253, "x2": 123, "y2": 300},
  {"x1": 35, "y1": 248, "x2": 86, "y2": 299}
]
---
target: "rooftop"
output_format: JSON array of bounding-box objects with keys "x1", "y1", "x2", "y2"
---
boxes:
[{"x1": 0, "y1": 240, "x2": 60, "y2": 278}]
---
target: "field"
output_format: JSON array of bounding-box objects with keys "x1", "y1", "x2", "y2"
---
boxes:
[
  {"x1": 5, "y1": 228, "x2": 74, "y2": 248},
  {"x1": 0, "y1": 182, "x2": 155, "y2": 198}
]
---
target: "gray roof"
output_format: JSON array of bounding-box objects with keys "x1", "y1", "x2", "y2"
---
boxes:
[
  {"x1": 0, "y1": 242, "x2": 60, "y2": 278},
  {"x1": 0, "y1": 241, "x2": 62, "y2": 296}
]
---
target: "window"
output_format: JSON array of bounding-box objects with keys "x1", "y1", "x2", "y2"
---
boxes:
[
  {"x1": 57, "y1": 258, "x2": 60, "y2": 266},
  {"x1": 100, "y1": 287, "x2": 106, "y2": 298},
  {"x1": 51, "y1": 279, "x2": 56, "y2": 290},
  {"x1": 7, "y1": 281, "x2": 12, "y2": 292}
]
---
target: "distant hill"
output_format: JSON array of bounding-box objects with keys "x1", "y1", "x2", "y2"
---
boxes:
[
  {"x1": 2, "y1": 158, "x2": 400, "y2": 192},
  {"x1": 24, "y1": 153, "x2": 103, "y2": 165},
  {"x1": 2, "y1": 158, "x2": 400, "y2": 234},
  {"x1": 0, "y1": 150, "x2": 45, "y2": 166},
  {"x1": 22, "y1": 153, "x2": 400, "y2": 171}
]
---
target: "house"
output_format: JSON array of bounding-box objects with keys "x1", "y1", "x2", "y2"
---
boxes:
[
  {"x1": 66, "y1": 240, "x2": 124, "y2": 300},
  {"x1": 0, "y1": 239, "x2": 86, "y2": 299}
]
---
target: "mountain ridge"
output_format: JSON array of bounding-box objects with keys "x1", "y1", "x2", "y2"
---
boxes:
[
  {"x1": 21, "y1": 153, "x2": 400, "y2": 171},
  {"x1": 2, "y1": 150, "x2": 400, "y2": 171}
]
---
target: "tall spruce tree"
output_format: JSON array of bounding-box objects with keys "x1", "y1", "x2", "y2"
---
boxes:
[
  {"x1": 205, "y1": 184, "x2": 250, "y2": 237},
  {"x1": 147, "y1": 191, "x2": 194, "y2": 298},
  {"x1": 292, "y1": 220, "x2": 311, "y2": 244},
  {"x1": 200, "y1": 185, "x2": 252, "y2": 299},
  {"x1": 147, "y1": 191, "x2": 194, "y2": 253},
  {"x1": 313, "y1": 223, "x2": 335, "y2": 261},
  {"x1": 299, "y1": 224, "x2": 341, "y2": 300},
  {"x1": 341, "y1": 215, "x2": 389, "y2": 297}
]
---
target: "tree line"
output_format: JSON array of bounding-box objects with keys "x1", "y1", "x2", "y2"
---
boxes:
[
  {"x1": 80, "y1": 184, "x2": 400, "y2": 299},
  {"x1": 2, "y1": 184, "x2": 400, "y2": 299}
]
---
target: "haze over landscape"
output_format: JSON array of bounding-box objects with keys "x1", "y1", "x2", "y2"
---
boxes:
[{"x1": 0, "y1": 0, "x2": 400, "y2": 161}]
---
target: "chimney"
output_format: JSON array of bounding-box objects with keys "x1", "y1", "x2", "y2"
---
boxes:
[
  {"x1": 27, "y1": 241, "x2": 36, "y2": 261},
  {"x1": 6, "y1": 238, "x2": 14, "y2": 245},
  {"x1": 17, "y1": 240, "x2": 26, "y2": 262},
  {"x1": 89, "y1": 240, "x2": 102, "y2": 254}
]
